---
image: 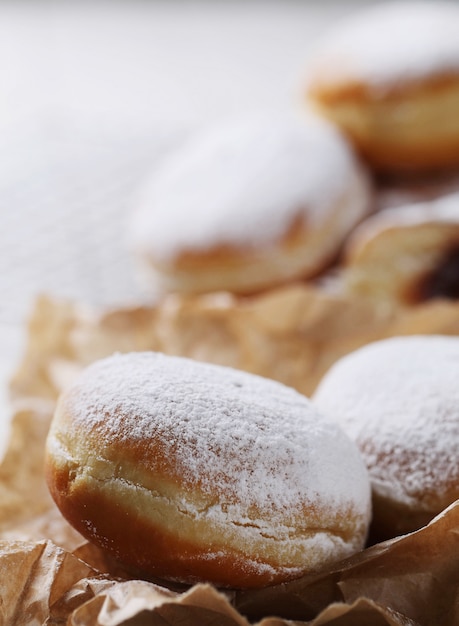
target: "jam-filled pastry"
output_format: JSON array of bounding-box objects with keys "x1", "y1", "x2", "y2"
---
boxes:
[
  {"x1": 342, "y1": 192, "x2": 459, "y2": 305},
  {"x1": 129, "y1": 113, "x2": 371, "y2": 295},
  {"x1": 45, "y1": 352, "x2": 371, "y2": 588},
  {"x1": 305, "y1": 2, "x2": 459, "y2": 173},
  {"x1": 314, "y1": 335, "x2": 459, "y2": 540}
]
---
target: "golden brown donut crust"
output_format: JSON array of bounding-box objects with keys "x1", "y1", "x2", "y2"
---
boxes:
[
  {"x1": 45, "y1": 352, "x2": 371, "y2": 588},
  {"x1": 47, "y1": 460, "x2": 285, "y2": 587}
]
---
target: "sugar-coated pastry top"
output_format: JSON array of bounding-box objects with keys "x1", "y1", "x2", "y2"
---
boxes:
[
  {"x1": 314, "y1": 336, "x2": 459, "y2": 509},
  {"x1": 54, "y1": 352, "x2": 369, "y2": 527},
  {"x1": 307, "y1": 1, "x2": 459, "y2": 91},
  {"x1": 130, "y1": 113, "x2": 365, "y2": 262}
]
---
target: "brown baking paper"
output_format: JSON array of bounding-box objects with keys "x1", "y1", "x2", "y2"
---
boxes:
[
  {"x1": 0, "y1": 539, "x2": 97, "y2": 625},
  {"x1": 11, "y1": 286, "x2": 459, "y2": 403},
  {"x1": 235, "y1": 501, "x2": 459, "y2": 626},
  {"x1": 2, "y1": 289, "x2": 459, "y2": 625}
]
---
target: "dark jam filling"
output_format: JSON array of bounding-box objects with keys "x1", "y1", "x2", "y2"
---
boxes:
[{"x1": 415, "y1": 247, "x2": 459, "y2": 302}]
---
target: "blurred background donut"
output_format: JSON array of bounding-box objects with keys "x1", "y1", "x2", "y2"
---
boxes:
[
  {"x1": 129, "y1": 112, "x2": 372, "y2": 295},
  {"x1": 305, "y1": 2, "x2": 459, "y2": 175}
]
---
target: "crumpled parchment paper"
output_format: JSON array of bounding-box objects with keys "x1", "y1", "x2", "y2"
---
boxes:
[{"x1": 2, "y1": 288, "x2": 459, "y2": 625}]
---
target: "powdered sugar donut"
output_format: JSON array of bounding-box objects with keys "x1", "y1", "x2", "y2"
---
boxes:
[
  {"x1": 343, "y1": 191, "x2": 459, "y2": 305},
  {"x1": 45, "y1": 352, "x2": 371, "y2": 588},
  {"x1": 130, "y1": 113, "x2": 371, "y2": 295},
  {"x1": 306, "y1": 2, "x2": 459, "y2": 173},
  {"x1": 313, "y1": 336, "x2": 459, "y2": 539}
]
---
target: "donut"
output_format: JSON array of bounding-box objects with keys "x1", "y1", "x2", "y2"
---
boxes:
[
  {"x1": 313, "y1": 336, "x2": 459, "y2": 540},
  {"x1": 343, "y1": 191, "x2": 459, "y2": 305},
  {"x1": 129, "y1": 113, "x2": 371, "y2": 295},
  {"x1": 45, "y1": 352, "x2": 371, "y2": 588},
  {"x1": 305, "y1": 2, "x2": 459, "y2": 173}
]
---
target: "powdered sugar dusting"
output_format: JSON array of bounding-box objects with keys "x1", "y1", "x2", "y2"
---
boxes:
[
  {"x1": 130, "y1": 113, "x2": 362, "y2": 261},
  {"x1": 62, "y1": 352, "x2": 370, "y2": 523},
  {"x1": 314, "y1": 336, "x2": 459, "y2": 507},
  {"x1": 308, "y1": 2, "x2": 459, "y2": 90}
]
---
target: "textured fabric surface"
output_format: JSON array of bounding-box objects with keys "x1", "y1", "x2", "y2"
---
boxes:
[{"x1": 0, "y1": 125, "x2": 178, "y2": 325}]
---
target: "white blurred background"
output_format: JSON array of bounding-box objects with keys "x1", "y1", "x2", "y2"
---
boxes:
[{"x1": 0, "y1": 0, "x2": 375, "y2": 437}]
